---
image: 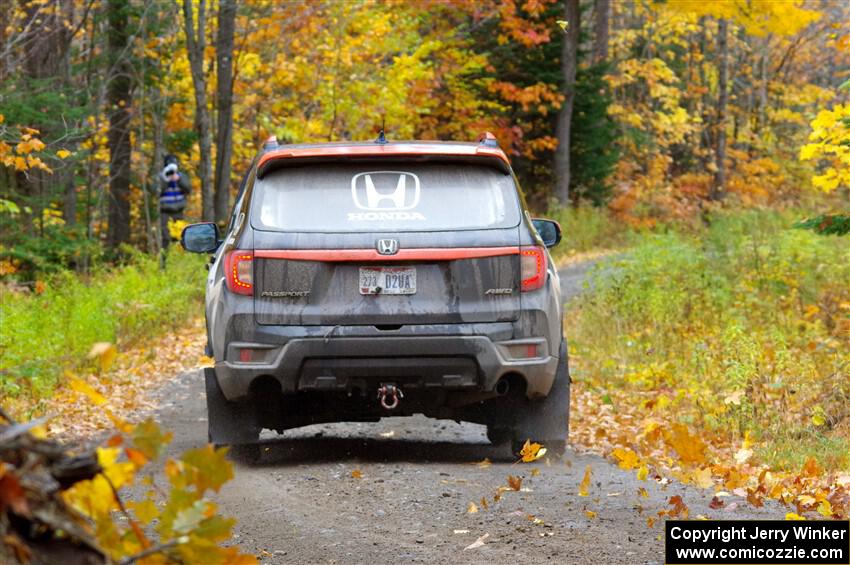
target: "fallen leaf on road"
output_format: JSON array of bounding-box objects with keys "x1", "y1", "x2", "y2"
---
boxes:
[
  {"x1": 637, "y1": 487, "x2": 648, "y2": 498},
  {"x1": 692, "y1": 467, "x2": 713, "y2": 489},
  {"x1": 480, "y1": 497, "x2": 488, "y2": 510},
  {"x1": 351, "y1": 470, "x2": 362, "y2": 479},
  {"x1": 463, "y1": 533, "x2": 489, "y2": 550},
  {"x1": 785, "y1": 512, "x2": 805, "y2": 520},
  {"x1": 709, "y1": 496, "x2": 725, "y2": 509},
  {"x1": 585, "y1": 509, "x2": 597, "y2": 519},
  {"x1": 467, "y1": 501, "x2": 478, "y2": 514},
  {"x1": 612, "y1": 447, "x2": 640, "y2": 470},
  {"x1": 637, "y1": 465, "x2": 649, "y2": 481},
  {"x1": 507, "y1": 475, "x2": 522, "y2": 491},
  {"x1": 475, "y1": 458, "x2": 491, "y2": 469},
  {"x1": 579, "y1": 465, "x2": 592, "y2": 496},
  {"x1": 665, "y1": 424, "x2": 707, "y2": 466},
  {"x1": 519, "y1": 440, "x2": 547, "y2": 462},
  {"x1": 531, "y1": 468, "x2": 540, "y2": 477}
]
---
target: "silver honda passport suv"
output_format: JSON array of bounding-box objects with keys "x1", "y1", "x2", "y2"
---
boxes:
[{"x1": 181, "y1": 132, "x2": 569, "y2": 459}]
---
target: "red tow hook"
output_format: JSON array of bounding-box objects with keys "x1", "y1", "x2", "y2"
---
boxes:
[{"x1": 377, "y1": 384, "x2": 403, "y2": 410}]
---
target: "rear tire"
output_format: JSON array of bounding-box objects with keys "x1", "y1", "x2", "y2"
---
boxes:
[
  {"x1": 486, "y1": 426, "x2": 512, "y2": 446},
  {"x1": 510, "y1": 340, "x2": 570, "y2": 459},
  {"x1": 228, "y1": 443, "x2": 262, "y2": 464}
]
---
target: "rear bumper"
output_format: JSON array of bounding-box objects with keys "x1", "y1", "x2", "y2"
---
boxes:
[{"x1": 215, "y1": 329, "x2": 559, "y2": 402}]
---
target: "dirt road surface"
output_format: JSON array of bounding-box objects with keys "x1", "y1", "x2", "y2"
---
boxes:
[{"x1": 141, "y1": 259, "x2": 782, "y2": 564}]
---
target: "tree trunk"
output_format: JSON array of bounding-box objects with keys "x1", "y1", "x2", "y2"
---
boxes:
[
  {"x1": 106, "y1": 0, "x2": 133, "y2": 248},
  {"x1": 711, "y1": 17, "x2": 728, "y2": 201},
  {"x1": 554, "y1": 0, "x2": 580, "y2": 206},
  {"x1": 214, "y1": 0, "x2": 236, "y2": 224},
  {"x1": 183, "y1": 0, "x2": 214, "y2": 222},
  {"x1": 593, "y1": 0, "x2": 609, "y2": 64}
]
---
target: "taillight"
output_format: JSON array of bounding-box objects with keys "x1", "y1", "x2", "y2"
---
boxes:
[
  {"x1": 520, "y1": 246, "x2": 547, "y2": 292},
  {"x1": 225, "y1": 250, "x2": 253, "y2": 295}
]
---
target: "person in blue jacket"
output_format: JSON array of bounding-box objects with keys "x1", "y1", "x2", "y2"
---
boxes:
[{"x1": 159, "y1": 154, "x2": 192, "y2": 248}]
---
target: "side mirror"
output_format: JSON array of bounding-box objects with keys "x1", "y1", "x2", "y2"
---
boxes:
[
  {"x1": 532, "y1": 218, "x2": 562, "y2": 248},
  {"x1": 181, "y1": 222, "x2": 220, "y2": 253}
]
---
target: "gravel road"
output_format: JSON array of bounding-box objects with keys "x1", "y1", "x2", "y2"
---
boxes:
[{"x1": 142, "y1": 259, "x2": 783, "y2": 564}]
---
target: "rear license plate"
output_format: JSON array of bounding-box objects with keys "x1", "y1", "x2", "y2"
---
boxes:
[{"x1": 359, "y1": 267, "x2": 416, "y2": 295}]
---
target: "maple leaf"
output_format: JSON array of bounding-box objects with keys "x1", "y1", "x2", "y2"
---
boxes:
[
  {"x1": 817, "y1": 500, "x2": 833, "y2": 517},
  {"x1": 578, "y1": 465, "x2": 592, "y2": 497},
  {"x1": 87, "y1": 342, "x2": 118, "y2": 373},
  {"x1": 519, "y1": 439, "x2": 547, "y2": 462},
  {"x1": 132, "y1": 418, "x2": 173, "y2": 461},
  {"x1": 665, "y1": 424, "x2": 708, "y2": 465},
  {"x1": 691, "y1": 467, "x2": 713, "y2": 489},
  {"x1": 801, "y1": 457, "x2": 822, "y2": 477},
  {"x1": 69, "y1": 376, "x2": 108, "y2": 406},
  {"x1": 612, "y1": 447, "x2": 640, "y2": 470},
  {"x1": 507, "y1": 475, "x2": 522, "y2": 491},
  {"x1": 667, "y1": 495, "x2": 689, "y2": 519}
]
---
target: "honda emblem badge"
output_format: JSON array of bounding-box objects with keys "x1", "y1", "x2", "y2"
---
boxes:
[{"x1": 377, "y1": 239, "x2": 399, "y2": 255}]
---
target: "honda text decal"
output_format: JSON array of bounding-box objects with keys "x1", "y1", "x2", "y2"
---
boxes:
[{"x1": 349, "y1": 171, "x2": 426, "y2": 222}]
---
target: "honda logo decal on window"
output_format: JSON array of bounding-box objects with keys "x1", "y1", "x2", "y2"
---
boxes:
[
  {"x1": 376, "y1": 239, "x2": 399, "y2": 255},
  {"x1": 348, "y1": 171, "x2": 426, "y2": 222}
]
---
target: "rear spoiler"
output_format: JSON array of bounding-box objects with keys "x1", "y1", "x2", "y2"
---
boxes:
[{"x1": 256, "y1": 137, "x2": 512, "y2": 178}]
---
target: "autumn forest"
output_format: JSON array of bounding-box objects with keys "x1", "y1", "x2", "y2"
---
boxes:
[{"x1": 1, "y1": 1, "x2": 850, "y2": 563}]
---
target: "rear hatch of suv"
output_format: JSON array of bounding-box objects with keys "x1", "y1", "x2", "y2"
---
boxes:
[{"x1": 249, "y1": 161, "x2": 522, "y2": 326}]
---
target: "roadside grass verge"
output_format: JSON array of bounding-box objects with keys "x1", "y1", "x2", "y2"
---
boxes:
[
  {"x1": 567, "y1": 210, "x2": 849, "y2": 510},
  {"x1": 0, "y1": 249, "x2": 206, "y2": 401},
  {"x1": 544, "y1": 205, "x2": 642, "y2": 263}
]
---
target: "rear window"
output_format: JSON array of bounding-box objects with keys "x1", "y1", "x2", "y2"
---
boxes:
[{"x1": 251, "y1": 163, "x2": 520, "y2": 232}]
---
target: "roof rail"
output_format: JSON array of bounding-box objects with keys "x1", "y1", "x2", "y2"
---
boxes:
[{"x1": 477, "y1": 131, "x2": 499, "y2": 148}]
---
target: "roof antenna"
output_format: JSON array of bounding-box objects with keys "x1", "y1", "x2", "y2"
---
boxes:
[{"x1": 375, "y1": 116, "x2": 388, "y2": 145}]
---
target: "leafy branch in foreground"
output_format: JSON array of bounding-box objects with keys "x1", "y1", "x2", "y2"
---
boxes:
[{"x1": 0, "y1": 403, "x2": 256, "y2": 564}]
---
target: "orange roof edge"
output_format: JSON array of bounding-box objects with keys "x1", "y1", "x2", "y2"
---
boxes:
[{"x1": 256, "y1": 141, "x2": 511, "y2": 173}]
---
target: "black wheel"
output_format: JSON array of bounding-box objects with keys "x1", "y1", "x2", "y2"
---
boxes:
[
  {"x1": 510, "y1": 340, "x2": 570, "y2": 456},
  {"x1": 486, "y1": 426, "x2": 512, "y2": 445},
  {"x1": 228, "y1": 443, "x2": 262, "y2": 464}
]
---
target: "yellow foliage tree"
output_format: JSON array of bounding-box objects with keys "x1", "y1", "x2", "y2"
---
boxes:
[{"x1": 799, "y1": 103, "x2": 850, "y2": 191}]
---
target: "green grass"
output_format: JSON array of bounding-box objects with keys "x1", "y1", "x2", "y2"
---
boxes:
[
  {"x1": 758, "y1": 431, "x2": 850, "y2": 473},
  {"x1": 543, "y1": 205, "x2": 641, "y2": 262},
  {"x1": 0, "y1": 249, "x2": 207, "y2": 399},
  {"x1": 569, "y1": 209, "x2": 850, "y2": 472}
]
